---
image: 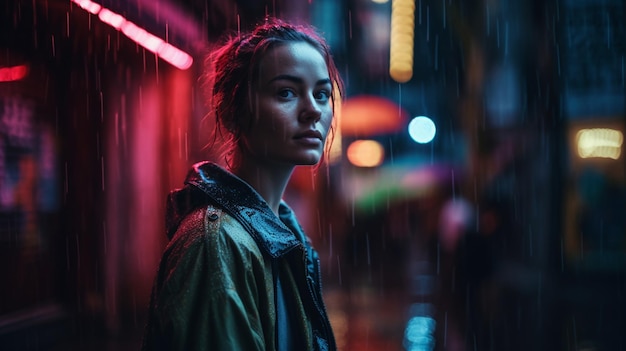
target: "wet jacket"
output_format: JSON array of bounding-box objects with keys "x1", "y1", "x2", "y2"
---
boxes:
[{"x1": 142, "y1": 161, "x2": 336, "y2": 351}]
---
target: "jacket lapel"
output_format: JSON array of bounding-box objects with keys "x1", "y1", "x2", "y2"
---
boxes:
[{"x1": 185, "y1": 161, "x2": 302, "y2": 258}]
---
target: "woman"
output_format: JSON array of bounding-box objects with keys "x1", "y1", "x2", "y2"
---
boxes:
[{"x1": 142, "y1": 18, "x2": 344, "y2": 351}]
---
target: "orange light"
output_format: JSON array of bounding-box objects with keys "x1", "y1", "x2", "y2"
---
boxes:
[
  {"x1": 347, "y1": 140, "x2": 385, "y2": 167},
  {"x1": 0, "y1": 65, "x2": 29, "y2": 82},
  {"x1": 389, "y1": 0, "x2": 415, "y2": 83},
  {"x1": 340, "y1": 95, "x2": 408, "y2": 136}
]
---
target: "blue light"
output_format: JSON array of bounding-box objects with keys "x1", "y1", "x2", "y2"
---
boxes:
[{"x1": 408, "y1": 116, "x2": 436, "y2": 144}]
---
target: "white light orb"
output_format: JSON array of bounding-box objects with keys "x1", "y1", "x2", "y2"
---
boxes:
[{"x1": 408, "y1": 116, "x2": 436, "y2": 144}]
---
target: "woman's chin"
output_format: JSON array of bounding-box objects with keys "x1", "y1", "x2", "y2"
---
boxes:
[
  {"x1": 296, "y1": 153, "x2": 323, "y2": 166},
  {"x1": 297, "y1": 159, "x2": 320, "y2": 166}
]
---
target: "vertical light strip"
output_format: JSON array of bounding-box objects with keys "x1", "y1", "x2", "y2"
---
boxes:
[
  {"x1": 71, "y1": 0, "x2": 193, "y2": 70},
  {"x1": 389, "y1": 0, "x2": 415, "y2": 83}
]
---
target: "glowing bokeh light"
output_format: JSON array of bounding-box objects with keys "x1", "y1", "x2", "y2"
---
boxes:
[
  {"x1": 347, "y1": 140, "x2": 385, "y2": 167},
  {"x1": 0, "y1": 65, "x2": 29, "y2": 82},
  {"x1": 389, "y1": 0, "x2": 415, "y2": 83},
  {"x1": 576, "y1": 128, "x2": 623, "y2": 159},
  {"x1": 341, "y1": 95, "x2": 407, "y2": 136},
  {"x1": 408, "y1": 116, "x2": 436, "y2": 144}
]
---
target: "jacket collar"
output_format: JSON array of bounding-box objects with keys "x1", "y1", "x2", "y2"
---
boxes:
[{"x1": 183, "y1": 161, "x2": 303, "y2": 258}]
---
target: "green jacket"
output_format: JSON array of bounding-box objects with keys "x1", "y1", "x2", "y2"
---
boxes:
[{"x1": 142, "y1": 162, "x2": 336, "y2": 351}]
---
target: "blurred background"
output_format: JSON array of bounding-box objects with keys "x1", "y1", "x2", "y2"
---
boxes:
[{"x1": 0, "y1": 0, "x2": 624, "y2": 350}]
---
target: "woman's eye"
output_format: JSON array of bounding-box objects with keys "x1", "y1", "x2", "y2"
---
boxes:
[
  {"x1": 315, "y1": 90, "x2": 331, "y2": 101},
  {"x1": 278, "y1": 89, "x2": 295, "y2": 99}
]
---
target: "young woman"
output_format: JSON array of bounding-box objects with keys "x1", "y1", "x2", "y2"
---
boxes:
[{"x1": 141, "y1": 18, "x2": 344, "y2": 351}]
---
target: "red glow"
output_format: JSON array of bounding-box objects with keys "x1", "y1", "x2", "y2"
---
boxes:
[{"x1": 0, "y1": 65, "x2": 29, "y2": 82}]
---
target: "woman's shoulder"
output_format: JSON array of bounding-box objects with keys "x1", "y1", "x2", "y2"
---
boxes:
[
  {"x1": 153, "y1": 204, "x2": 271, "y2": 306},
  {"x1": 168, "y1": 204, "x2": 261, "y2": 256}
]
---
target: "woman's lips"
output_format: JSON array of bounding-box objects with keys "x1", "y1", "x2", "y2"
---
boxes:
[
  {"x1": 294, "y1": 130, "x2": 323, "y2": 140},
  {"x1": 294, "y1": 130, "x2": 323, "y2": 145}
]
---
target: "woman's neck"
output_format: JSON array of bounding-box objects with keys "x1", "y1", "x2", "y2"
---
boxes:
[{"x1": 231, "y1": 160, "x2": 294, "y2": 216}]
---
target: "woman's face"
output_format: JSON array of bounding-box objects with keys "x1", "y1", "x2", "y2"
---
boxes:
[{"x1": 241, "y1": 41, "x2": 333, "y2": 167}]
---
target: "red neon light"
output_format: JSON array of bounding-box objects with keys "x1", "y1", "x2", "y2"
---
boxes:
[
  {"x1": 122, "y1": 22, "x2": 164, "y2": 53},
  {"x1": 73, "y1": 0, "x2": 101, "y2": 15},
  {"x1": 71, "y1": 0, "x2": 193, "y2": 70},
  {"x1": 0, "y1": 65, "x2": 29, "y2": 82},
  {"x1": 158, "y1": 44, "x2": 193, "y2": 70},
  {"x1": 98, "y1": 8, "x2": 125, "y2": 30}
]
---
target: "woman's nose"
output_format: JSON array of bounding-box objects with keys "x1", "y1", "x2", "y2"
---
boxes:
[{"x1": 299, "y1": 94, "x2": 322, "y2": 123}]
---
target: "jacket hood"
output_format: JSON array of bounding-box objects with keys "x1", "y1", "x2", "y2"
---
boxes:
[{"x1": 165, "y1": 161, "x2": 303, "y2": 258}]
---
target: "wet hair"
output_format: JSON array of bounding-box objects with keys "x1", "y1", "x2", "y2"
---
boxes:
[{"x1": 202, "y1": 17, "x2": 344, "y2": 169}]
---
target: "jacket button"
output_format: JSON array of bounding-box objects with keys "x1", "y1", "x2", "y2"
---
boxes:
[{"x1": 208, "y1": 213, "x2": 219, "y2": 221}]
